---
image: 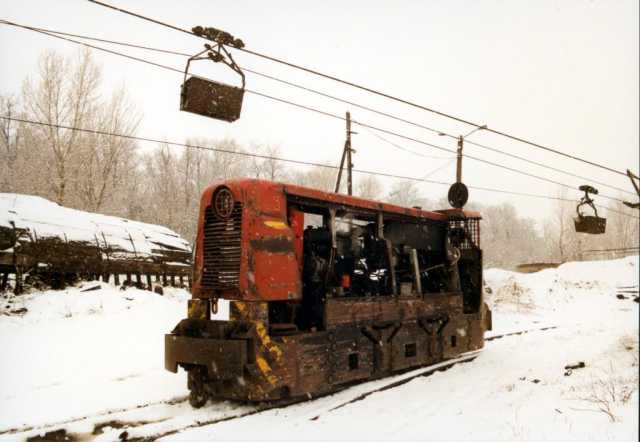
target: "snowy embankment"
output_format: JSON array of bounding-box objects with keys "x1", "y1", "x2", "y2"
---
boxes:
[
  {"x1": 0, "y1": 193, "x2": 191, "y2": 258},
  {"x1": 0, "y1": 283, "x2": 191, "y2": 437},
  {"x1": 0, "y1": 256, "x2": 638, "y2": 442}
]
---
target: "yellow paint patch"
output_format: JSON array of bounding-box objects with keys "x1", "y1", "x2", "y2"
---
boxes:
[
  {"x1": 264, "y1": 220, "x2": 288, "y2": 230},
  {"x1": 255, "y1": 322, "x2": 283, "y2": 360},
  {"x1": 231, "y1": 301, "x2": 247, "y2": 321},
  {"x1": 256, "y1": 356, "x2": 278, "y2": 386}
]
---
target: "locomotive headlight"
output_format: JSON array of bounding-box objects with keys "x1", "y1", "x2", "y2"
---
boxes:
[{"x1": 213, "y1": 187, "x2": 234, "y2": 219}]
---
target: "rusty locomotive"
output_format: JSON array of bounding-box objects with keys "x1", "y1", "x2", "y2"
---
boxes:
[{"x1": 165, "y1": 179, "x2": 492, "y2": 406}]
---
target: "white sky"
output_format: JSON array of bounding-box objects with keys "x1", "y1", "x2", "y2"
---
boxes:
[{"x1": 1, "y1": 0, "x2": 638, "y2": 222}]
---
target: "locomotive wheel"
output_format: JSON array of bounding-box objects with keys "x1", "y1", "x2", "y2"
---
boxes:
[{"x1": 188, "y1": 366, "x2": 208, "y2": 408}]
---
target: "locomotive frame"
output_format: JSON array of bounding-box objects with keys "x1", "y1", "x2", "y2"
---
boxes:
[{"x1": 165, "y1": 179, "x2": 491, "y2": 406}]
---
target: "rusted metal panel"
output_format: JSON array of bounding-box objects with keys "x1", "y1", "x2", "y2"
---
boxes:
[
  {"x1": 173, "y1": 178, "x2": 490, "y2": 404},
  {"x1": 166, "y1": 308, "x2": 490, "y2": 402},
  {"x1": 436, "y1": 208, "x2": 482, "y2": 219},
  {"x1": 180, "y1": 77, "x2": 244, "y2": 122},
  {"x1": 327, "y1": 328, "x2": 375, "y2": 385},
  {"x1": 192, "y1": 179, "x2": 482, "y2": 302},
  {"x1": 324, "y1": 294, "x2": 463, "y2": 328},
  {"x1": 164, "y1": 334, "x2": 247, "y2": 378},
  {"x1": 248, "y1": 214, "x2": 301, "y2": 301},
  {"x1": 229, "y1": 301, "x2": 268, "y2": 323},
  {"x1": 574, "y1": 215, "x2": 606, "y2": 234}
]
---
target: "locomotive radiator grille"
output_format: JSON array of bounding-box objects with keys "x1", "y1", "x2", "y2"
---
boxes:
[
  {"x1": 202, "y1": 202, "x2": 243, "y2": 291},
  {"x1": 449, "y1": 218, "x2": 480, "y2": 249}
]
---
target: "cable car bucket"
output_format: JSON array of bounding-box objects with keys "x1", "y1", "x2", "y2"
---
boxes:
[
  {"x1": 574, "y1": 185, "x2": 606, "y2": 234},
  {"x1": 180, "y1": 26, "x2": 246, "y2": 122}
]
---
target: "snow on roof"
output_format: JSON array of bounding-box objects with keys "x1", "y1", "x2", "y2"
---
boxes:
[{"x1": 0, "y1": 193, "x2": 191, "y2": 258}]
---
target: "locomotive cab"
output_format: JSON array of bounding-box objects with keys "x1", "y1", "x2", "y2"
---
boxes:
[{"x1": 165, "y1": 179, "x2": 491, "y2": 406}]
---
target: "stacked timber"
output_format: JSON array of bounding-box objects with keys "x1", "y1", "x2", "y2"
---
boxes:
[{"x1": 0, "y1": 193, "x2": 192, "y2": 293}]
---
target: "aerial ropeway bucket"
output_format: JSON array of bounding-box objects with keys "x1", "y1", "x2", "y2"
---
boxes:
[
  {"x1": 574, "y1": 185, "x2": 606, "y2": 235},
  {"x1": 180, "y1": 26, "x2": 246, "y2": 123}
]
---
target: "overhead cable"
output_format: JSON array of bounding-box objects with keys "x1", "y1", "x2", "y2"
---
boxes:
[
  {"x1": 1, "y1": 19, "x2": 631, "y2": 197},
  {"x1": 2, "y1": 115, "x2": 637, "y2": 220},
  {"x1": 0, "y1": 20, "x2": 631, "y2": 206},
  {"x1": 84, "y1": 0, "x2": 631, "y2": 178}
]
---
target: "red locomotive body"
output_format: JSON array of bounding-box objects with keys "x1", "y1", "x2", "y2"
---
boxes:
[{"x1": 165, "y1": 179, "x2": 491, "y2": 406}]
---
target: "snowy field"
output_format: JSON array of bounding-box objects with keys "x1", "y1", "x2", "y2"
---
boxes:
[{"x1": 0, "y1": 256, "x2": 638, "y2": 442}]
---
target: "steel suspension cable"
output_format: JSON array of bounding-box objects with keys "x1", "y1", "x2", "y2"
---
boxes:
[
  {"x1": 1, "y1": 115, "x2": 637, "y2": 220},
  {"x1": 2, "y1": 19, "x2": 633, "y2": 209},
  {"x1": 84, "y1": 0, "x2": 632, "y2": 178},
  {"x1": 2, "y1": 19, "x2": 633, "y2": 197}
]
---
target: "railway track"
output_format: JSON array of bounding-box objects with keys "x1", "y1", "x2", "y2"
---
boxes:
[
  {"x1": 0, "y1": 397, "x2": 189, "y2": 437},
  {"x1": 6, "y1": 325, "x2": 560, "y2": 442}
]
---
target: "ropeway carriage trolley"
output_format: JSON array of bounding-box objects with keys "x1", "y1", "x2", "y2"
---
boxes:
[
  {"x1": 180, "y1": 26, "x2": 246, "y2": 122},
  {"x1": 574, "y1": 185, "x2": 606, "y2": 234}
]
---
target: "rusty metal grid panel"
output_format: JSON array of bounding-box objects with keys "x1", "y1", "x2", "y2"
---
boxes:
[
  {"x1": 449, "y1": 219, "x2": 480, "y2": 249},
  {"x1": 202, "y1": 202, "x2": 243, "y2": 290},
  {"x1": 180, "y1": 77, "x2": 244, "y2": 122}
]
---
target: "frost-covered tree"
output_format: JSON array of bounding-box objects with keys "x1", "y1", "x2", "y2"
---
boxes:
[
  {"x1": 22, "y1": 49, "x2": 101, "y2": 205},
  {"x1": 142, "y1": 138, "x2": 252, "y2": 240},
  {"x1": 249, "y1": 144, "x2": 288, "y2": 182},
  {"x1": 0, "y1": 94, "x2": 21, "y2": 192},
  {"x1": 291, "y1": 165, "x2": 336, "y2": 192},
  {"x1": 479, "y1": 202, "x2": 546, "y2": 268},
  {"x1": 355, "y1": 174, "x2": 383, "y2": 200},
  {"x1": 141, "y1": 143, "x2": 181, "y2": 231},
  {"x1": 76, "y1": 87, "x2": 141, "y2": 212},
  {"x1": 17, "y1": 48, "x2": 141, "y2": 213},
  {"x1": 606, "y1": 199, "x2": 639, "y2": 250},
  {"x1": 385, "y1": 180, "x2": 429, "y2": 208}
]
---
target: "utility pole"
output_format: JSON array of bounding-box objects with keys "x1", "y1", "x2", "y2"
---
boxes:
[
  {"x1": 335, "y1": 111, "x2": 356, "y2": 195},
  {"x1": 346, "y1": 112, "x2": 354, "y2": 196},
  {"x1": 446, "y1": 125, "x2": 487, "y2": 208},
  {"x1": 455, "y1": 125, "x2": 486, "y2": 184},
  {"x1": 456, "y1": 135, "x2": 463, "y2": 183}
]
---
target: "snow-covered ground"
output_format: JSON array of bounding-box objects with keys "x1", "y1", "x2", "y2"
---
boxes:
[{"x1": 0, "y1": 256, "x2": 638, "y2": 442}]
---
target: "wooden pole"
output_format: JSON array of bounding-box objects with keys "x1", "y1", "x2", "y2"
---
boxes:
[
  {"x1": 346, "y1": 111, "x2": 353, "y2": 196},
  {"x1": 14, "y1": 267, "x2": 23, "y2": 294},
  {"x1": 456, "y1": 135, "x2": 463, "y2": 183},
  {"x1": 0, "y1": 273, "x2": 8, "y2": 292}
]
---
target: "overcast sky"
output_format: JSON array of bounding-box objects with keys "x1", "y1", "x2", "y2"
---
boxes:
[{"x1": 1, "y1": 0, "x2": 638, "y2": 222}]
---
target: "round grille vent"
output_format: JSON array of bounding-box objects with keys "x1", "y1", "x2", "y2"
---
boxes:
[{"x1": 213, "y1": 187, "x2": 234, "y2": 218}]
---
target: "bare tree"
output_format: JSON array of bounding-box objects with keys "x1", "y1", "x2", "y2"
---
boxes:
[
  {"x1": 549, "y1": 187, "x2": 580, "y2": 262},
  {"x1": 385, "y1": 180, "x2": 428, "y2": 208},
  {"x1": 291, "y1": 165, "x2": 336, "y2": 192},
  {"x1": 0, "y1": 95, "x2": 21, "y2": 192},
  {"x1": 76, "y1": 86, "x2": 141, "y2": 211},
  {"x1": 480, "y1": 203, "x2": 545, "y2": 268},
  {"x1": 148, "y1": 138, "x2": 252, "y2": 239},
  {"x1": 249, "y1": 144, "x2": 287, "y2": 181},
  {"x1": 22, "y1": 49, "x2": 101, "y2": 204},
  {"x1": 355, "y1": 174, "x2": 383, "y2": 200},
  {"x1": 606, "y1": 199, "x2": 639, "y2": 250}
]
